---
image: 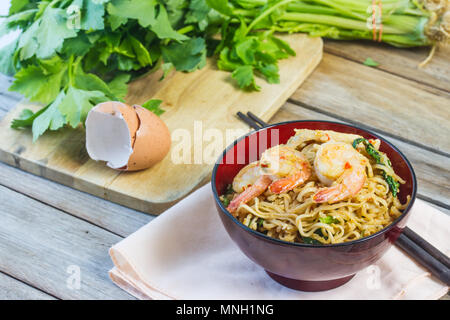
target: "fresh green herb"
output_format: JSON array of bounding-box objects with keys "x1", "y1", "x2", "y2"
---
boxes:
[
  {"x1": 352, "y1": 138, "x2": 381, "y2": 164},
  {"x1": 319, "y1": 215, "x2": 339, "y2": 224},
  {"x1": 363, "y1": 58, "x2": 379, "y2": 67},
  {"x1": 352, "y1": 138, "x2": 400, "y2": 197},
  {"x1": 220, "y1": 196, "x2": 230, "y2": 207},
  {"x1": 257, "y1": 218, "x2": 264, "y2": 228},
  {"x1": 141, "y1": 99, "x2": 165, "y2": 116},
  {"x1": 301, "y1": 228, "x2": 328, "y2": 244},
  {"x1": 2, "y1": 0, "x2": 447, "y2": 140},
  {"x1": 214, "y1": 0, "x2": 448, "y2": 48},
  {"x1": 382, "y1": 171, "x2": 400, "y2": 197},
  {"x1": 301, "y1": 236, "x2": 322, "y2": 245},
  {"x1": 220, "y1": 184, "x2": 234, "y2": 207}
]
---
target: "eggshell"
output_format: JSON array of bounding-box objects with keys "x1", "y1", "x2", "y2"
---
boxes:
[
  {"x1": 125, "y1": 105, "x2": 171, "y2": 171},
  {"x1": 86, "y1": 101, "x2": 137, "y2": 169},
  {"x1": 85, "y1": 101, "x2": 170, "y2": 171},
  {"x1": 94, "y1": 101, "x2": 139, "y2": 146}
]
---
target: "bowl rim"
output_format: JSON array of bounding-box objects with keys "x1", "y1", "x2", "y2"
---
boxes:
[{"x1": 211, "y1": 119, "x2": 417, "y2": 248}]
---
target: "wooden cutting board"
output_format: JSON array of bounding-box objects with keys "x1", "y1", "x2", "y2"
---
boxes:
[{"x1": 0, "y1": 34, "x2": 322, "y2": 214}]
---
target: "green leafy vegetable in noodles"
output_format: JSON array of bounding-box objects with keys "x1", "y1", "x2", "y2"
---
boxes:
[{"x1": 352, "y1": 138, "x2": 400, "y2": 197}]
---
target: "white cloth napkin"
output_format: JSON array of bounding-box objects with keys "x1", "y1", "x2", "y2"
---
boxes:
[{"x1": 109, "y1": 184, "x2": 449, "y2": 300}]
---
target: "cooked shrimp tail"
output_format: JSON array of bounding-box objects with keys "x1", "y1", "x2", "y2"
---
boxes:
[
  {"x1": 269, "y1": 164, "x2": 311, "y2": 194},
  {"x1": 313, "y1": 141, "x2": 367, "y2": 204},
  {"x1": 227, "y1": 175, "x2": 272, "y2": 213},
  {"x1": 313, "y1": 165, "x2": 366, "y2": 203}
]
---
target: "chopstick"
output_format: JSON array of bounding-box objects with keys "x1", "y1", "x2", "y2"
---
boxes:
[
  {"x1": 402, "y1": 226, "x2": 450, "y2": 269},
  {"x1": 236, "y1": 112, "x2": 263, "y2": 130},
  {"x1": 236, "y1": 111, "x2": 450, "y2": 286},
  {"x1": 236, "y1": 111, "x2": 267, "y2": 130},
  {"x1": 396, "y1": 232, "x2": 450, "y2": 285}
]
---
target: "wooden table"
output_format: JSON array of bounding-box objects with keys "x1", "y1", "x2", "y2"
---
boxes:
[{"x1": 0, "y1": 40, "x2": 448, "y2": 300}]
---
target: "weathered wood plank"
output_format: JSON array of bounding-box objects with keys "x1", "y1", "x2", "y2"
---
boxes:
[
  {"x1": 0, "y1": 272, "x2": 56, "y2": 300},
  {"x1": 289, "y1": 53, "x2": 450, "y2": 155},
  {"x1": 271, "y1": 102, "x2": 450, "y2": 212},
  {"x1": 0, "y1": 162, "x2": 152, "y2": 237},
  {"x1": 0, "y1": 185, "x2": 134, "y2": 300},
  {"x1": 324, "y1": 40, "x2": 450, "y2": 92},
  {"x1": 0, "y1": 75, "x2": 22, "y2": 113}
]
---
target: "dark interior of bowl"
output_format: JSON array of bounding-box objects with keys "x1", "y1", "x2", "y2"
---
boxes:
[{"x1": 214, "y1": 120, "x2": 415, "y2": 219}]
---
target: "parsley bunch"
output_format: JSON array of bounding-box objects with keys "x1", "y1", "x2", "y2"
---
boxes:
[{"x1": 0, "y1": 0, "x2": 298, "y2": 140}]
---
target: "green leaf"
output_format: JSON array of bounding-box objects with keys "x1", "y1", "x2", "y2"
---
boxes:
[
  {"x1": 61, "y1": 34, "x2": 95, "y2": 56},
  {"x1": 382, "y1": 172, "x2": 400, "y2": 197},
  {"x1": 160, "y1": 62, "x2": 174, "y2": 81},
  {"x1": 108, "y1": 74, "x2": 130, "y2": 100},
  {"x1": 151, "y1": 4, "x2": 188, "y2": 41},
  {"x1": 80, "y1": 0, "x2": 106, "y2": 31},
  {"x1": 58, "y1": 87, "x2": 107, "y2": 128},
  {"x1": 257, "y1": 218, "x2": 264, "y2": 228},
  {"x1": 185, "y1": 0, "x2": 211, "y2": 30},
  {"x1": 0, "y1": 38, "x2": 19, "y2": 76},
  {"x1": 35, "y1": 7, "x2": 78, "y2": 59},
  {"x1": 352, "y1": 138, "x2": 382, "y2": 164},
  {"x1": 31, "y1": 91, "x2": 66, "y2": 141},
  {"x1": 9, "y1": 57, "x2": 67, "y2": 105},
  {"x1": 235, "y1": 37, "x2": 258, "y2": 64},
  {"x1": 301, "y1": 236, "x2": 322, "y2": 245},
  {"x1": 127, "y1": 35, "x2": 152, "y2": 67},
  {"x1": 363, "y1": 58, "x2": 379, "y2": 67},
  {"x1": 220, "y1": 196, "x2": 230, "y2": 207},
  {"x1": 9, "y1": 0, "x2": 32, "y2": 15},
  {"x1": 256, "y1": 62, "x2": 279, "y2": 84},
  {"x1": 106, "y1": 14, "x2": 127, "y2": 31},
  {"x1": 232, "y1": 65, "x2": 260, "y2": 91},
  {"x1": 141, "y1": 99, "x2": 165, "y2": 116},
  {"x1": 161, "y1": 37, "x2": 206, "y2": 72},
  {"x1": 17, "y1": 18, "x2": 40, "y2": 60},
  {"x1": 319, "y1": 215, "x2": 340, "y2": 224},
  {"x1": 206, "y1": 0, "x2": 234, "y2": 16},
  {"x1": 11, "y1": 107, "x2": 47, "y2": 129},
  {"x1": 0, "y1": 9, "x2": 37, "y2": 38},
  {"x1": 107, "y1": 0, "x2": 157, "y2": 28}
]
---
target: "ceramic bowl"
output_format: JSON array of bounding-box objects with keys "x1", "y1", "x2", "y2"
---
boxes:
[{"x1": 211, "y1": 120, "x2": 417, "y2": 291}]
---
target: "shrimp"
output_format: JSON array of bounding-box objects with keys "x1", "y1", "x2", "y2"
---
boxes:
[
  {"x1": 227, "y1": 145, "x2": 312, "y2": 213},
  {"x1": 287, "y1": 129, "x2": 363, "y2": 150},
  {"x1": 312, "y1": 141, "x2": 367, "y2": 204},
  {"x1": 227, "y1": 161, "x2": 271, "y2": 213},
  {"x1": 260, "y1": 145, "x2": 312, "y2": 194}
]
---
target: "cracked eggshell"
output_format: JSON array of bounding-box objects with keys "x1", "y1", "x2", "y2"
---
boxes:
[
  {"x1": 126, "y1": 104, "x2": 171, "y2": 171},
  {"x1": 85, "y1": 101, "x2": 171, "y2": 171}
]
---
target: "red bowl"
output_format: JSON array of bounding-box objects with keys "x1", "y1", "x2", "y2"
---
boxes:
[{"x1": 211, "y1": 121, "x2": 417, "y2": 292}]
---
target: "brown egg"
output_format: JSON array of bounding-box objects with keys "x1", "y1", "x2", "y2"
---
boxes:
[{"x1": 85, "y1": 101, "x2": 171, "y2": 171}]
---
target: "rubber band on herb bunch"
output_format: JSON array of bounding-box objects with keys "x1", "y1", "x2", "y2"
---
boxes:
[{"x1": 372, "y1": 0, "x2": 383, "y2": 42}]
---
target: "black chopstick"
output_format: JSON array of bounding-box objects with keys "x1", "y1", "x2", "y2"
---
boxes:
[
  {"x1": 247, "y1": 111, "x2": 269, "y2": 128},
  {"x1": 403, "y1": 226, "x2": 450, "y2": 269},
  {"x1": 236, "y1": 110, "x2": 450, "y2": 285},
  {"x1": 236, "y1": 112, "x2": 263, "y2": 130},
  {"x1": 396, "y1": 232, "x2": 450, "y2": 285}
]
